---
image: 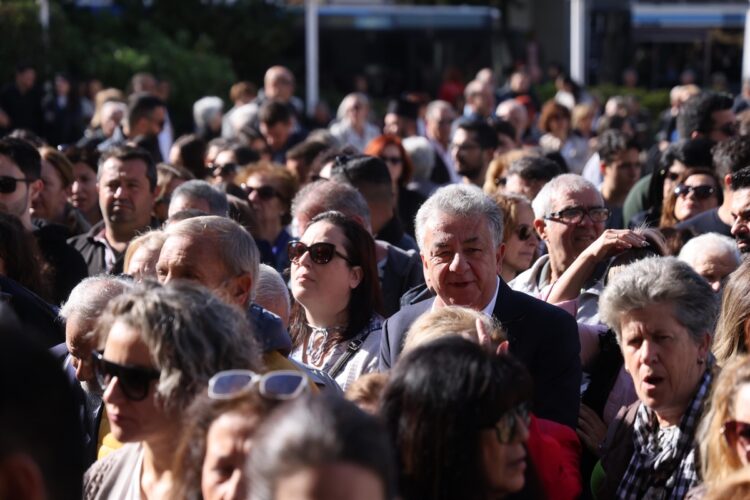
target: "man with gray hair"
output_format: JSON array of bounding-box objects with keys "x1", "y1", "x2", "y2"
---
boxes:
[
  {"x1": 167, "y1": 179, "x2": 229, "y2": 218},
  {"x1": 379, "y1": 184, "x2": 581, "y2": 429},
  {"x1": 51, "y1": 275, "x2": 133, "y2": 468},
  {"x1": 424, "y1": 99, "x2": 458, "y2": 185},
  {"x1": 678, "y1": 232, "x2": 741, "y2": 292},
  {"x1": 511, "y1": 173, "x2": 612, "y2": 324}
]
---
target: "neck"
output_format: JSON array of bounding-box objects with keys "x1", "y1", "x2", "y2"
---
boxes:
[
  {"x1": 500, "y1": 266, "x2": 517, "y2": 283},
  {"x1": 655, "y1": 366, "x2": 706, "y2": 427},
  {"x1": 105, "y1": 223, "x2": 144, "y2": 251},
  {"x1": 548, "y1": 256, "x2": 569, "y2": 284},
  {"x1": 142, "y1": 427, "x2": 180, "y2": 477},
  {"x1": 305, "y1": 305, "x2": 348, "y2": 330},
  {"x1": 601, "y1": 182, "x2": 627, "y2": 206},
  {"x1": 19, "y1": 212, "x2": 33, "y2": 231},
  {"x1": 257, "y1": 220, "x2": 282, "y2": 243},
  {"x1": 718, "y1": 195, "x2": 733, "y2": 225}
]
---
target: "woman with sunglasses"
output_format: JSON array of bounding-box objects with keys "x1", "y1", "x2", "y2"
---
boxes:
[
  {"x1": 235, "y1": 162, "x2": 298, "y2": 274},
  {"x1": 365, "y1": 134, "x2": 426, "y2": 238},
  {"x1": 693, "y1": 355, "x2": 750, "y2": 497},
  {"x1": 660, "y1": 168, "x2": 722, "y2": 228},
  {"x1": 84, "y1": 281, "x2": 262, "y2": 500},
  {"x1": 492, "y1": 192, "x2": 539, "y2": 283},
  {"x1": 288, "y1": 210, "x2": 383, "y2": 391},
  {"x1": 382, "y1": 337, "x2": 542, "y2": 500}
]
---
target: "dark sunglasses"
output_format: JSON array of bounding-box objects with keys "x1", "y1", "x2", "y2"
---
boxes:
[
  {"x1": 208, "y1": 370, "x2": 308, "y2": 401},
  {"x1": 241, "y1": 184, "x2": 278, "y2": 201},
  {"x1": 288, "y1": 240, "x2": 352, "y2": 265},
  {"x1": 514, "y1": 224, "x2": 537, "y2": 241},
  {"x1": 493, "y1": 402, "x2": 531, "y2": 444},
  {"x1": 380, "y1": 155, "x2": 403, "y2": 165},
  {"x1": 722, "y1": 420, "x2": 750, "y2": 447},
  {"x1": 0, "y1": 176, "x2": 33, "y2": 194},
  {"x1": 674, "y1": 184, "x2": 716, "y2": 200},
  {"x1": 92, "y1": 351, "x2": 160, "y2": 402},
  {"x1": 211, "y1": 163, "x2": 237, "y2": 177}
]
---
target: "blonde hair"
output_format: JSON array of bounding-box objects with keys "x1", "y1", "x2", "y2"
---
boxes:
[
  {"x1": 491, "y1": 191, "x2": 533, "y2": 243},
  {"x1": 713, "y1": 260, "x2": 750, "y2": 364},
  {"x1": 699, "y1": 355, "x2": 750, "y2": 485},
  {"x1": 345, "y1": 372, "x2": 389, "y2": 414},
  {"x1": 402, "y1": 306, "x2": 506, "y2": 355},
  {"x1": 483, "y1": 149, "x2": 533, "y2": 194},
  {"x1": 704, "y1": 466, "x2": 750, "y2": 500},
  {"x1": 123, "y1": 230, "x2": 166, "y2": 277}
]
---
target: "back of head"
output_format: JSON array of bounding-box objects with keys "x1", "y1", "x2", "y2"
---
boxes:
[
  {"x1": 292, "y1": 179, "x2": 371, "y2": 232},
  {"x1": 0, "y1": 137, "x2": 42, "y2": 179},
  {"x1": 259, "y1": 100, "x2": 292, "y2": 127},
  {"x1": 457, "y1": 120, "x2": 498, "y2": 151},
  {"x1": 508, "y1": 155, "x2": 561, "y2": 182},
  {"x1": 60, "y1": 275, "x2": 134, "y2": 323},
  {"x1": 127, "y1": 92, "x2": 165, "y2": 130},
  {"x1": 0, "y1": 305, "x2": 84, "y2": 500},
  {"x1": 678, "y1": 232, "x2": 740, "y2": 269},
  {"x1": 597, "y1": 129, "x2": 639, "y2": 164},
  {"x1": 402, "y1": 136, "x2": 436, "y2": 182},
  {"x1": 331, "y1": 155, "x2": 393, "y2": 204},
  {"x1": 730, "y1": 166, "x2": 750, "y2": 192},
  {"x1": 677, "y1": 91, "x2": 733, "y2": 139},
  {"x1": 403, "y1": 305, "x2": 505, "y2": 354},
  {"x1": 170, "y1": 180, "x2": 229, "y2": 217},
  {"x1": 249, "y1": 395, "x2": 396, "y2": 500},
  {"x1": 713, "y1": 135, "x2": 750, "y2": 179}
]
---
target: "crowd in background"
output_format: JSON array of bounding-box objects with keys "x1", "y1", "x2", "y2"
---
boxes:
[{"x1": 4, "y1": 59, "x2": 750, "y2": 499}]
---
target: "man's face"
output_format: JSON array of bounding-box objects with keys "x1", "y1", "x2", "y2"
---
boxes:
[
  {"x1": 98, "y1": 158, "x2": 155, "y2": 230},
  {"x1": 504, "y1": 174, "x2": 547, "y2": 202},
  {"x1": 266, "y1": 70, "x2": 294, "y2": 102},
  {"x1": 0, "y1": 154, "x2": 41, "y2": 226},
  {"x1": 260, "y1": 120, "x2": 293, "y2": 151},
  {"x1": 426, "y1": 107, "x2": 455, "y2": 145},
  {"x1": 31, "y1": 160, "x2": 70, "y2": 223},
  {"x1": 65, "y1": 314, "x2": 97, "y2": 386},
  {"x1": 604, "y1": 148, "x2": 641, "y2": 194},
  {"x1": 535, "y1": 188, "x2": 606, "y2": 272},
  {"x1": 709, "y1": 109, "x2": 736, "y2": 142},
  {"x1": 450, "y1": 129, "x2": 489, "y2": 183},
  {"x1": 731, "y1": 187, "x2": 750, "y2": 253},
  {"x1": 420, "y1": 212, "x2": 503, "y2": 310},
  {"x1": 16, "y1": 69, "x2": 35, "y2": 93},
  {"x1": 147, "y1": 107, "x2": 166, "y2": 137}
]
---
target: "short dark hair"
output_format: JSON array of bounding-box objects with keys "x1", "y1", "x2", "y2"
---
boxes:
[
  {"x1": 98, "y1": 145, "x2": 157, "y2": 191},
  {"x1": 62, "y1": 145, "x2": 100, "y2": 174},
  {"x1": 731, "y1": 166, "x2": 750, "y2": 191},
  {"x1": 259, "y1": 100, "x2": 292, "y2": 127},
  {"x1": 491, "y1": 119, "x2": 517, "y2": 142},
  {"x1": 713, "y1": 135, "x2": 750, "y2": 179},
  {"x1": 331, "y1": 155, "x2": 393, "y2": 204},
  {"x1": 172, "y1": 134, "x2": 207, "y2": 178},
  {"x1": 457, "y1": 120, "x2": 498, "y2": 151},
  {"x1": 597, "y1": 129, "x2": 640, "y2": 165},
  {"x1": 660, "y1": 138, "x2": 714, "y2": 173},
  {"x1": 286, "y1": 139, "x2": 329, "y2": 164},
  {"x1": 127, "y1": 92, "x2": 165, "y2": 128},
  {"x1": 0, "y1": 137, "x2": 42, "y2": 179},
  {"x1": 508, "y1": 155, "x2": 560, "y2": 182},
  {"x1": 677, "y1": 91, "x2": 734, "y2": 139}
]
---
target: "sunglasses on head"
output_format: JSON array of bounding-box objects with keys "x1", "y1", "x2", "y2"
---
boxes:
[
  {"x1": 0, "y1": 176, "x2": 33, "y2": 194},
  {"x1": 514, "y1": 224, "x2": 537, "y2": 241},
  {"x1": 674, "y1": 184, "x2": 716, "y2": 200},
  {"x1": 241, "y1": 184, "x2": 278, "y2": 201},
  {"x1": 208, "y1": 369, "x2": 308, "y2": 401},
  {"x1": 493, "y1": 402, "x2": 531, "y2": 444},
  {"x1": 288, "y1": 240, "x2": 352, "y2": 265},
  {"x1": 722, "y1": 420, "x2": 750, "y2": 447},
  {"x1": 92, "y1": 351, "x2": 160, "y2": 402}
]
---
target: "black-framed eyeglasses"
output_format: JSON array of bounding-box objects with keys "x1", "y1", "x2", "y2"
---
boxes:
[
  {"x1": 210, "y1": 163, "x2": 237, "y2": 177},
  {"x1": 674, "y1": 184, "x2": 717, "y2": 200},
  {"x1": 241, "y1": 184, "x2": 278, "y2": 201},
  {"x1": 92, "y1": 351, "x2": 160, "y2": 402},
  {"x1": 0, "y1": 176, "x2": 33, "y2": 194},
  {"x1": 493, "y1": 402, "x2": 531, "y2": 444},
  {"x1": 208, "y1": 369, "x2": 308, "y2": 401},
  {"x1": 514, "y1": 224, "x2": 537, "y2": 241},
  {"x1": 288, "y1": 240, "x2": 352, "y2": 265},
  {"x1": 544, "y1": 206, "x2": 610, "y2": 224}
]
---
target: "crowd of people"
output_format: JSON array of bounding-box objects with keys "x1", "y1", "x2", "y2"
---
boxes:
[{"x1": 4, "y1": 59, "x2": 750, "y2": 499}]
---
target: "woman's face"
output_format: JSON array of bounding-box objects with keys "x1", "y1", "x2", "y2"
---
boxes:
[
  {"x1": 126, "y1": 245, "x2": 161, "y2": 282},
  {"x1": 244, "y1": 174, "x2": 286, "y2": 230},
  {"x1": 480, "y1": 409, "x2": 530, "y2": 496},
  {"x1": 274, "y1": 463, "x2": 385, "y2": 500},
  {"x1": 201, "y1": 411, "x2": 260, "y2": 500},
  {"x1": 102, "y1": 321, "x2": 170, "y2": 444},
  {"x1": 70, "y1": 162, "x2": 98, "y2": 216},
  {"x1": 619, "y1": 302, "x2": 710, "y2": 425},
  {"x1": 379, "y1": 144, "x2": 403, "y2": 188},
  {"x1": 662, "y1": 161, "x2": 687, "y2": 201},
  {"x1": 290, "y1": 220, "x2": 362, "y2": 315},
  {"x1": 674, "y1": 173, "x2": 720, "y2": 222},
  {"x1": 502, "y1": 203, "x2": 538, "y2": 275},
  {"x1": 547, "y1": 111, "x2": 570, "y2": 138},
  {"x1": 32, "y1": 160, "x2": 70, "y2": 223},
  {"x1": 731, "y1": 383, "x2": 750, "y2": 467}
]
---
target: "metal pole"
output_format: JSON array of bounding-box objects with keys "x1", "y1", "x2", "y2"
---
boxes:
[
  {"x1": 570, "y1": 0, "x2": 587, "y2": 84},
  {"x1": 305, "y1": 0, "x2": 319, "y2": 117},
  {"x1": 743, "y1": 4, "x2": 750, "y2": 81}
]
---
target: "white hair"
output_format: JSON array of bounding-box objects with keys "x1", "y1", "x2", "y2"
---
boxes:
[
  {"x1": 425, "y1": 100, "x2": 453, "y2": 123},
  {"x1": 531, "y1": 173, "x2": 602, "y2": 219},
  {"x1": 60, "y1": 276, "x2": 134, "y2": 325},
  {"x1": 255, "y1": 264, "x2": 290, "y2": 322},
  {"x1": 679, "y1": 233, "x2": 741, "y2": 268},
  {"x1": 193, "y1": 96, "x2": 224, "y2": 129},
  {"x1": 402, "y1": 136, "x2": 435, "y2": 182},
  {"x1": 336, "y1": 93, "x2": 369, "y2": 121}
]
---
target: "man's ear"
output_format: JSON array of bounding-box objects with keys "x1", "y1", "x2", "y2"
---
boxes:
[
  {"x1": 533, "y1": 218, "x2": 547, "y2": 241},
  {"x1": 725, "y1": 173, "x2": 732, "y2": 190},
  {"x1": 230, "y1": 273, "x2": 254, "y2": 306},
  {"x1": 29, "y1": 179, "x2": 43, "y2": 201}
]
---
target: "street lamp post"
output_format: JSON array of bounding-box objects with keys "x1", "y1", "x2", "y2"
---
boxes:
[
  {"x1": 570, "y1": 0, "x2": 587, "y2": 85},
  {"x1": 305, "y1": 0, "x2": 319, "y2": 118}
]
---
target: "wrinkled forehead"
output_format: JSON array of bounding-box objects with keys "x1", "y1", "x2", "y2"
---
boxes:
[
  {"x1": 425, "y1": 211, "x2": 491, "y2": 246},
  {"x1": 550, "y1": 187, "x2": 603, "y2": 211}
]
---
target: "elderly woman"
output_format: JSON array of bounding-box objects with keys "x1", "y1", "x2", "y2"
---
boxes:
[
  {"x1": 712, "y1": 259, "x2": 750, "y2": 364},
  {"x1": 597, "y1": 256, "x2": 719, "y2": 499},
  {"x1": 693, "y1": 355, "x2": 750, "y2": 497},
  {"x1": 329, "y1": 92, "x2": 380, "y2": 152},
  {"x1": 660, "y1": 168, "x2": 722, "y2": 228},
  {"x1": 492, "y1": 192, "x2": 540, "y2": 283},
  {"x1": 123, "y1": 230, "x2": 166, "y2": 282},
  {"x1": 83, "y1": 281, "x2": 261, "y2": 500},
  {"x1": 678, "y1": 232, "x2": 741, "y2": 293},
  {"x1": 288, "y1": 210, "x2": 383, "y2": 390},
  {"x1": 235, "y1": 162, "x2": 298, "y2": 274}
]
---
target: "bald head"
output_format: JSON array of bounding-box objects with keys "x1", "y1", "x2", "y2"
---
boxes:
[{"x1": 264, "y1": 66, "x2": 294, "y2": 102}]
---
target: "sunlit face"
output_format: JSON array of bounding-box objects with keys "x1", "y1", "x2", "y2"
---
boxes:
[
  {"x1": 674, "y1": 173, "x2": 720, "y2": 222},
  {"x1": 502, "y1": 203, "x2": 538, "y2": 276},
  {"x1": 732, "y1": 384, "x2": 750, "y2": 467},
  {"x1": 98, "y1": 158, "x2": 155, "y2": 230},
  {"x1": 450, "y1": 129, "x2": 489, "y2": 182},
  {"x1": 102, "y1": 321, "x2": 170, "y2": 443},
  {"x1": 662, "y1": 160, "x2": 687, "y2": 201},
  {"x1": 65, "y1": 314, "x2": 96, "y2": 385},
  {"x1": 687, "y1": 249, "x2": 739, "y2": 293},
  {"x1": 31, "y1": 160, "x2": 69, "y2": 223},
  {"x1": 480, "y1": 415, "x2": 529, "y2": 496},
  {"x1": 731, "y1": 188, "x2": 750, "y2": 254},
  {"x1": 71, "y1": 162, "x2": 98, "y2": 218},
  {"x1": 201, "y1": 411, "x2": 260, "y2": 500},
  {"x1": 379, "y1": 144, "x2": 403, "y2": 188},
  {"x1": 126, "y1": 244, "x2": 162, "y2": 282},
  {"x1": 421, "y1": 212, "x2": 503, "y2": 310},
  {"x1": 244, "y1": 174, "x2": 286, "y2": 229},
  {"x1": 0, "y1": 154, "x2": 39, "y2": 225},
  {"x1": 619, "y1": 303, "x2": 710, "y2": 424},
  {"x1": 274, "y1": 463, "x2": 385, "y2": 500}
]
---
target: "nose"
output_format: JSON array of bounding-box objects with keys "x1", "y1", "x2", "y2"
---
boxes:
[
  {"x1": 448, "y1": 251, "x2": 468, "y2": 272},
  {"x1": 73, "y1": 356, "x2": 87, "y2": 382},
  {"x1": 103, "y1": 376, "x2": 123, "y2": 404},
  {"x1": 513, "y1": 415, "x2": 530, "y2": 444},
  {"x1": 638, "y1": 340, "x2": 658, "y2": 365},
  {"x1": 732, "y1": 218, "x2": 748, "y2": 238}
]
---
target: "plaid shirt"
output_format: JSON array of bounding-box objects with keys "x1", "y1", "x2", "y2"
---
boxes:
[{"x1": 617, "y1": 363, "x2": 714, "y2": 499}]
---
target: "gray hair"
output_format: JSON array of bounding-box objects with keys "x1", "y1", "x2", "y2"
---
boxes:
[
  {"x1": 291, "y1": 180, "x2": 371, "y2": 232},
  {"x1": 679, "y1": 232, "x2": 741, "y2": 268},
  {"x1": 336, "y1": 92, "x2": 369, "y2": 121},
  {"x1": 255, "y1": 264, "x2": 290, "y2": 321},
  {"x1": 531, "y1": 173, "x2": 602, "y2": 219},
  {"x1": 599, "y1": 256, "x2": 719, "y2": 345},
  {"x1": 60, "y1": 276, "x2": 134, "y2": 325},
  {"x1": 170, "y1": 180, "x2": 229, "y2": 217},
  {"x1": 165, "y1": 216, "x2": 259, "y2": 301},
  {"x1": 95, "y1": 280, "x2": 261, "y2": 412},
  {"x1": 425, "y1": 100, "x2": 453, "y2": 123},
  {"x1": 415, "y1": 184, "x2": 504, "y2": 250},
  {"x1": 403, "y1": 136, "x2": 436, "y2": 182}
]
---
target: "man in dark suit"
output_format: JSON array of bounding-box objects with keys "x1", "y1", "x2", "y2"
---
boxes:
[{"x1": 379, "y1": 184, "x2": 581, "y2": 429}]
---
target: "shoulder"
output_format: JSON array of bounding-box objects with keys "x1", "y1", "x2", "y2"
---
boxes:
[{"x1": 84, "y1": 443, "x2": 141, "y2": 500}]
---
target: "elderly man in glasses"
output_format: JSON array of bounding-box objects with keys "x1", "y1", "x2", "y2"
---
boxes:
[{"x1": 379, "y1": 184, "x2": 581, "y2": 429}]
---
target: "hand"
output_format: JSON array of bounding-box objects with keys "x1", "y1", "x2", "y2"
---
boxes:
[
  {"x1": 577, "y1": 404, "x2": 608, "y2": 456},
  {"x1": 584, "y1": 229, "x2": 647, "y2": 262},
  {"x1": 475, "y1": 318, "x2": 508, "y2": 356}
]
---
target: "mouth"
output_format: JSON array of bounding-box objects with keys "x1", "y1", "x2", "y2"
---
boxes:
[{"x1": 642, "y1": 374, "x2": 664, "y2": 389}]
